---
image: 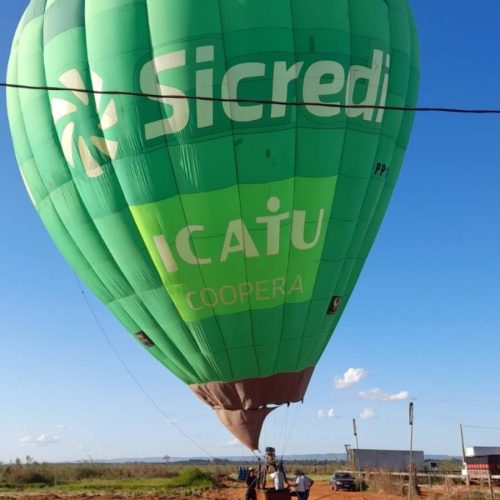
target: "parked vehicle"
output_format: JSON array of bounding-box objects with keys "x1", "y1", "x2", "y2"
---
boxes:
[
  {"x1": 424, "y1": 459, "x2": 439, "y2": 472},
  {"x1": 330, "y1": 472, "x2": 356, "y2": 491}
]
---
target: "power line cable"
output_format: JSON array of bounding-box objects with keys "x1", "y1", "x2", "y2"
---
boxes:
[
  {"x1": 3, "y1": 81, "x2": 500, "y2": 115},
  {"x1": 72, "y1": 273, "x2": 218, "y2": 460},
  {"x1": 462, "y1": 425, "x2": 500, "y2": 431}
]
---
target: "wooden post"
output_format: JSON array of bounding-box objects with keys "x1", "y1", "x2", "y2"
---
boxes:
[{"x1": 488, "y1": 472, "x2": 494, "y2": 500}]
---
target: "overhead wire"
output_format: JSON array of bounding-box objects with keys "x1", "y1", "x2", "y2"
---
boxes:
[
  {"x1": 3, "y1": 81, "x2": 500, "y2": 115},
  {"x1": 462, "y1": 425, "x2": 500, "y2": 432}
]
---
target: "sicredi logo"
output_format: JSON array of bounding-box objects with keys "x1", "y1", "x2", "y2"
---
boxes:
[
  {"x1": 51, "y1": 70, "x2": 119, "y2": 177},
  {"x1": 140, "y1": 47, "x2": 390, "y2": 139}
]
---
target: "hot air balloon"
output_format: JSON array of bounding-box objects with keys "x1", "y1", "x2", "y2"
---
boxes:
[{"x1": 7, "y1": 0, "x2": 419, "y2": 450}]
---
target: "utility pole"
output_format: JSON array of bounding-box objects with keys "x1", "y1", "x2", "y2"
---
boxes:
[
  {"x1": 460, "y1": 424, "x2": 472, "y2": 500},
  {"x1": 408, "y1": 402, "x2": 414, "y2": 500},
  {"x1": 353, "y1": 418, "x2": 364, "y2": 499}
]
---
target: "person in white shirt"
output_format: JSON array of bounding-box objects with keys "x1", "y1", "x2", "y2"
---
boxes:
[
  {"x1": 269, "y1": 464, "x2": 286, "y2": 490},
  {"x1": 294, "y1": 469, "x2": 314, "y2": 500}
]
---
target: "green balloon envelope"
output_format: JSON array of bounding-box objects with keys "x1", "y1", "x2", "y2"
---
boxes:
[{"x1": 7, "y1": 0, "x2": 419, "y2": 449}]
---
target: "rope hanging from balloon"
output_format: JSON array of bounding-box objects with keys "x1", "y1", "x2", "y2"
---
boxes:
[{"x1": 72, "y1": 273, "x2": 222, "y2": 460}]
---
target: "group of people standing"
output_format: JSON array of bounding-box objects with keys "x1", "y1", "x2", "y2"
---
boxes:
[{"x1": 245, "y1": 465, "x2": 314, "y2": 500}]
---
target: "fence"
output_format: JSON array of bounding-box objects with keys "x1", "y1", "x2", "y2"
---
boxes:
[{"x1": 341, "y1": 469, "x2": 500, "y2": 499}]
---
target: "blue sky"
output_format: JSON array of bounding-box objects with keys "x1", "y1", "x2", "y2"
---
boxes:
[{"x1": 1, "y1": 1, "x2": 500, "y2": 463}]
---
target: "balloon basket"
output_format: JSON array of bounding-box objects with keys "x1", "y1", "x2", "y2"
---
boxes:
[{"x1": 257, "y1": 489, "x2": 292, "y2": 500}]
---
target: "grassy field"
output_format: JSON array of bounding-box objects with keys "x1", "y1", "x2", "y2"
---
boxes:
[
  {"x1": 0, "y1": 459, "x2": 354, "y2": 494},
  {"x1": 0, "y1": 461, "x2": 219, "y2": 496},
  {"x1": 0, "y1": 458, "x2": 463, "y2": 496}
]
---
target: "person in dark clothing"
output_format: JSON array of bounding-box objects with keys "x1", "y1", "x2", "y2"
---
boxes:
[{"x1": 246, "y1": 467, "x2": 257, "y2": 500}]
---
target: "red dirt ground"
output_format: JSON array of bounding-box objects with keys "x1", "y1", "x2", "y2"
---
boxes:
[{"x1": 0, "y1": 479, "x2": 457, "y2": 499}]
